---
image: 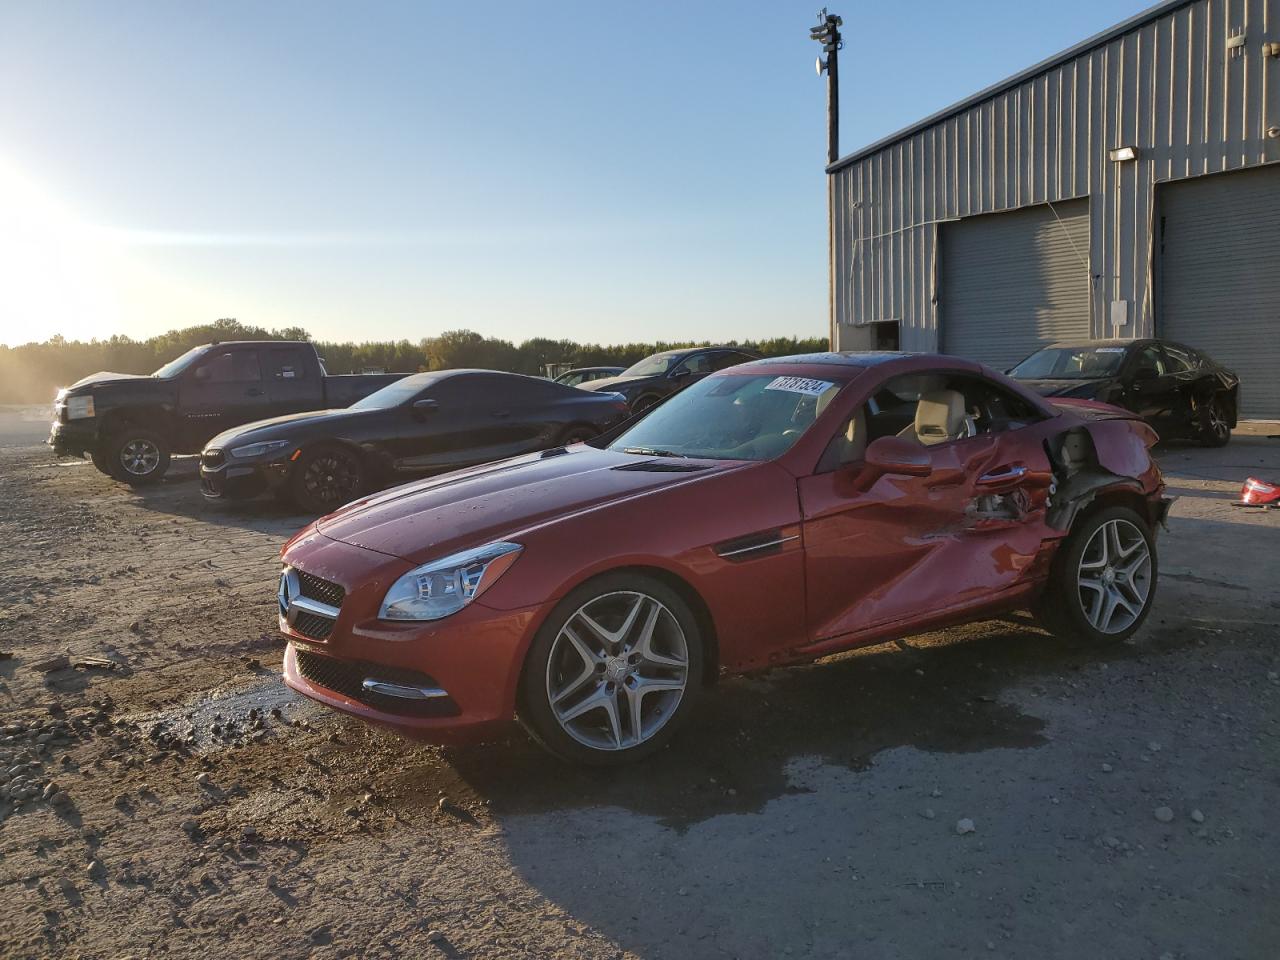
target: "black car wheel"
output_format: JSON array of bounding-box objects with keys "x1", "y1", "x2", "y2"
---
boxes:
[
  {"x1": 630, "y1": 395, "x2": 660, "y2": 415},
  {"x1": 1198, "y1": 396, "x2": 1231, "y2": 448},
  {"x1": 519, "y1": 572, "x2": 704, "y2": 765},
  {"x1": 106, "y1": 428, "x2": 171, "y2": 485},
  {"x1": 1036, "y1": 505, "x2": 1158, "y2": 644},
  {"x1": 290, "y1": 445, "x2": 365, "y2": 514}
]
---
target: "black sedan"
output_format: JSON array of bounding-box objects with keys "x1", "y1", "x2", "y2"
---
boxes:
[
  {"x1": 1008, "y1": 339, "x2": 1240, "y2": 446},
  {"x1": 199, "y1": 370, "x2": 631, "y2": 512},
  {"x1": 581, "y1": 346, "x2": 759, "y2": 413}
]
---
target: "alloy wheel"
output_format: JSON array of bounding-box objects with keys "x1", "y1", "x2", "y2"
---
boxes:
[
  {"x1": 1208, "y1": 401, "x2": 1229, "y2": 443},
  {"x1": 545, "y1": 590, "x2": 689, "y2": 751},
  {"x1": 1076, "y1": 518, "x2": 1152, "y2": 634},
  {"x1": 302, "y1": 452, "x2": 359, "y2": 507},
  {"x1": 119, "y1": 438, "x2": 161, "y2": 476}
]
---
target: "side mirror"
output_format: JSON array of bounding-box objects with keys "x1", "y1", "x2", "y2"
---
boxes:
[
  {"x1": 862, "y1": 435, "x2": 932, "y2": 479},
  {"x1": 411, "y1": 398, "x2": 439, "y2": 419}
]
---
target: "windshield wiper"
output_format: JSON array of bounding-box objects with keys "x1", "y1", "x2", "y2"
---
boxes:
[{"x1": 622, "y1": 446, "x2": 688, "y2": 459}]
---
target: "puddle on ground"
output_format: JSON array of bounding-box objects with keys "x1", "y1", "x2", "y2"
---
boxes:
[{"x1": 126, "y1": 673, "x2": 324, "y2": 752}]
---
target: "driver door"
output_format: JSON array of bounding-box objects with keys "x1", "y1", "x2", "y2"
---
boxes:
[{"x1": 797, "y1": 373, "x2": 1057, "y2": 646}]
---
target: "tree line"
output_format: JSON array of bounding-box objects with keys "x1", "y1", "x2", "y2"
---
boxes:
[{"x1": 0, "y1": 318, "x2": 830, "y2": 404}]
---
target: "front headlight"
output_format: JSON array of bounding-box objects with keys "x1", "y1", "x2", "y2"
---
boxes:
[
  {"x1": 66, "y1": 395, "x2": 95, "y2": 420},
  {"x1": 230, "y1": 439, "x2": 293, "y2": 459},
  {"x1": 379, "y1": 542, "x2": 523, "y2": 621}
]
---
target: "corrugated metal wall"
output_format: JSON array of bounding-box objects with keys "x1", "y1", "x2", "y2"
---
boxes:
[{"x1": 831, "y1": 0, "x2": 1280, "y2": 352}]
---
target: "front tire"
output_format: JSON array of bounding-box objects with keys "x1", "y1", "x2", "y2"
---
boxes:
[
  {"x1": 90, "y1": 448, "x2": 112, "y2": 475},
  {"x1": 289, "y1": 445, "x2": 365, "y2": 514},
  {"x1": 1037, "y1": 506, "x2": 1157, "y2": 644},
  {"x1": 630, "y1": 395, "x2": 660, "y2": 416},
  {"x1": 519, "y1": 573, "x2": 704, "y2": 765},
  {"x1": 106, "y1": 428, "x2": 171, "y2": 485}
]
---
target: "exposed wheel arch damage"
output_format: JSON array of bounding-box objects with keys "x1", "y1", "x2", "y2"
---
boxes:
[{"x1": 1044, "y1": 424, "x2": 1167, "y2": 532}]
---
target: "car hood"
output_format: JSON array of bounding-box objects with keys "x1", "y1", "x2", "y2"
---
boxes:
[
  {"x1": 316, "y1": 445, "x2": 740, "y2": 564},
  {"x1": 61, "y1": 371, "x2": 152, "y2": 394},
  {"x1": 206, "y1": 408, "x2": 366, "y2": 450},
  {"x1": 1018, "y1": 378, "x2": 1111, "y2": 398}
]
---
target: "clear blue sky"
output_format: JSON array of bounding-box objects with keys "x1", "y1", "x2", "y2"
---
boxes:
[{"x1": 0, "y1": 0, "x2": 1153, "y2": 348}]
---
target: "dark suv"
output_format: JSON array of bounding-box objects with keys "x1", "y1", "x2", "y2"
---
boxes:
[{"x1": 580, "y1": 347, "x2": 759, "y2": 414}]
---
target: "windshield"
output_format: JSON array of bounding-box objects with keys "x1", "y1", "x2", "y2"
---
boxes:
[
  {"x1": 350, "y1": 372, "x2": 439, "y2": 410},
  {"x1": 1009, "y1": 346, "x2": 1128, "y2": 381},
  {"x1": 152, "y1": 346, "x2": 208, "y2": 379},
  {"x1": 621, "y1": 353, "x2": 679, "y2": 378},
  {"x1": 608, "y1": 373, "x2": 845, "y2": 461}
]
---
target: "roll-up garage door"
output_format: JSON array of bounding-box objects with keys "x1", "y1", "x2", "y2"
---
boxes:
[
  {"x1": 940, "y1": 199, "x2": 1091, "y2": 371},
  {"x1": 1158, "y1": 164, "x2": 1280, "y2": 420}
]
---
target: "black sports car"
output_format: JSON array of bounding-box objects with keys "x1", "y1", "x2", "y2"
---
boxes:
[
  {"x1": 199, "y1": 370, "x2": 631, "y2": 512},
  {"x1": 581, "y1": 346, "x2": 759, "y2": 413},
  {"x1": 1008, "y1": 339, "x2": 1240, "y2": 446}
]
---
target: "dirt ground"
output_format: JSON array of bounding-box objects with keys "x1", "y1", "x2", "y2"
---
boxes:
[{"x1": 1, "y1": 404, "x2": 1277, "y2": 960}]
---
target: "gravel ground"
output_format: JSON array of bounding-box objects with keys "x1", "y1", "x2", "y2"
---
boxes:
[{"x1": 0, "y1": 408, "x2": 1277, "y2": 959}]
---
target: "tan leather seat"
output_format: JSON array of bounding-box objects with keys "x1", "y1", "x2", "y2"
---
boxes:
[{"x1": 901, "y1": 389, "x2": 966, "y2": 446}]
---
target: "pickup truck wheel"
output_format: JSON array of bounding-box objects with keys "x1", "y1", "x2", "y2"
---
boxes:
[
  {"x1": 290, "y1": 446, "x2": 364, "y2": 514},
  {"x1": 90, "y1": 449, "x2": 112, "y2": 475},
  {"x1": 106, "y1": 429, "x2": 171, "y2": 485}
]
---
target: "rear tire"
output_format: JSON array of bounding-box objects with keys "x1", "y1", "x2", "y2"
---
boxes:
[
  {"x1": 90, "y1": 449, "x2": 112, "y2": 475},
  {"x1": 1198, "y1": 395, "x2": 1231, "y2": 447},
  {"x1": 519, "y1": 572, "x2": 704, "y2": 765},
  {"x1": 105, "y1": 428, "x2": 171, "y2": 485},
  {"x1": 289, "y1": 445, "x2": 365, "y2": 514},
  {"x1": 1036, "y1": 506, "x2": 1157, "y2": 644}
]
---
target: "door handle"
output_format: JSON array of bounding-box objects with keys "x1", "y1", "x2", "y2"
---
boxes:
[
  {"x1": 977, "y1": 465, "x2": 1028, "y2": 487},
  {"x1": 492, "y1": 410, "x2": 511, "y2": 419},
  {"x1": 246, "y1": 387, "x2": 263, "y2": 397}
]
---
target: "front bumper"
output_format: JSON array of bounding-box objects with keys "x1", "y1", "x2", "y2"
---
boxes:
[
  {"x1": 48, "y1": 420, "x2": 97, "y2": 458},
  {"x1": 200, "y1": 454, "x2": 293, "y2": 499},
  {"x1": 279, "y1": 534, "x2": 542, "y2": 743}
]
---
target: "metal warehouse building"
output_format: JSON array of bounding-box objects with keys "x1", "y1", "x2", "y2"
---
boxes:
[{"x1": 828, "y1": 0, "x2": 1280, "y2": 418}]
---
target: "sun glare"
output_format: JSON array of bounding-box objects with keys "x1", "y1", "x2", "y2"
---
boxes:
[{"x1": 0, "y1": 157, "x2": 133, "y2": 345}]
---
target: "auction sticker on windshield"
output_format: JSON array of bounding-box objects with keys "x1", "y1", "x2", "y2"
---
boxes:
[{"x1": 765, "y1": 376, "x2": 834, "y2": 396}]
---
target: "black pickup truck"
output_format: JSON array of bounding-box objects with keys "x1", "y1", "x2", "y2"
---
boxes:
[{"x1": 49, "y1": 341, "x2": 408, "y2": 484}]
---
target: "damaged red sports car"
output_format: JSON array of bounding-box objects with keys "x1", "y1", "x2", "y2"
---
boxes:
[{"x1": 277, "y1": 352, "x2": 1170, "y2": 764}]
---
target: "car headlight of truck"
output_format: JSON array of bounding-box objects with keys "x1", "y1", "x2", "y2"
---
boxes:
[
  {"x1": 66, "y1": 395, "x2": 95, "y2": 420},
  {"x1": 379, "y1": 542, "x2": 523, "y2": 621},
  {"x1": 230, "y1": 439, "x2": 293, "y2": 459}
]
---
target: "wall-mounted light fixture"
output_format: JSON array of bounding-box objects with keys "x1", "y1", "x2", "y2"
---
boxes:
[{"x1": 1109, "y1": 145, "x2": 1139, "y2": 162}]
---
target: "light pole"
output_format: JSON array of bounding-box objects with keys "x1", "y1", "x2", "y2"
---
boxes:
[{"x1": 810, "y1": 10, "x2": 843, "y2": 166}]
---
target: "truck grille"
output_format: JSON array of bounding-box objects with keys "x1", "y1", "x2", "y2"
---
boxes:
[{"x1": 293, "y1": 650, "x2": 458, "y2": 717}]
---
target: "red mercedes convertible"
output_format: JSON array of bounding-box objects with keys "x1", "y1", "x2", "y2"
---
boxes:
[{"x1": 277, "y1": 352, "x2": 1169, "y2": 764}]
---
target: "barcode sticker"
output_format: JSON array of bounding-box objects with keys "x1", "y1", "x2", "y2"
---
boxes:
[{"x1": 765, "y1": 376, "x2": 835, "y2": 397}]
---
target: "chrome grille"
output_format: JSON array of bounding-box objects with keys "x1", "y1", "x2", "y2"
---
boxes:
[
  {"x1": 292, "y1": 610, "x2": 336, "y2": 641},
  {"x1": 279, "y1": 567, "x2": 342, "y2": 642},
  {"x1": 298, "y1": 571, "x2": 345, "y2": 608}
]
